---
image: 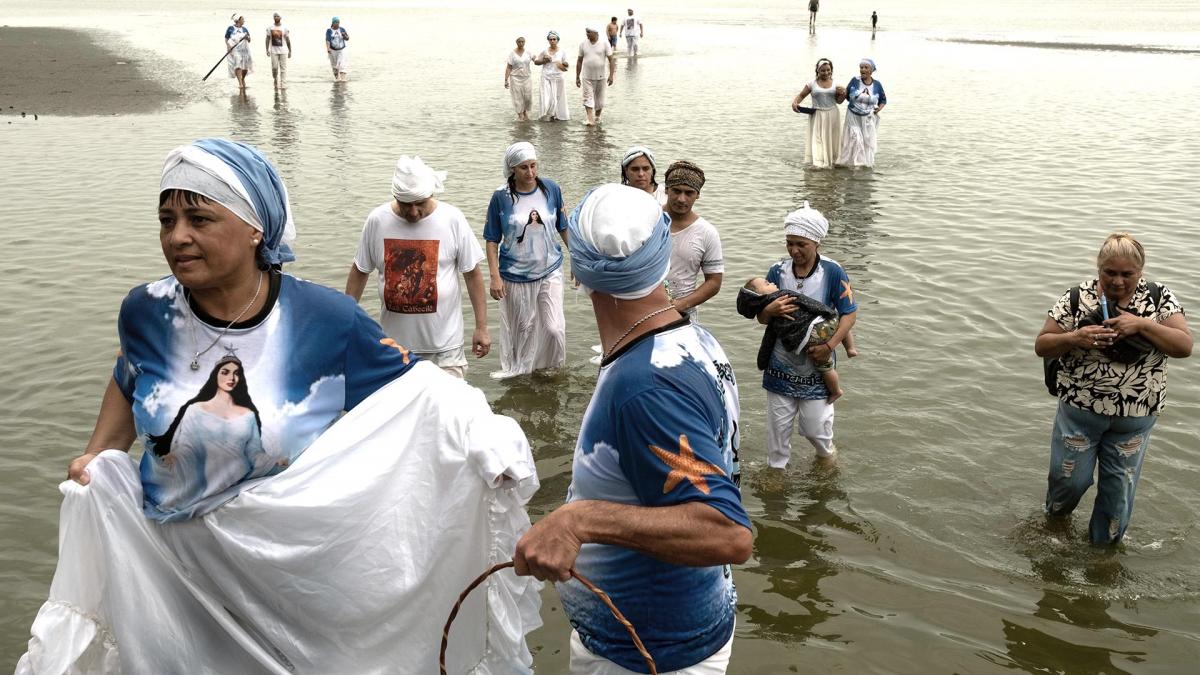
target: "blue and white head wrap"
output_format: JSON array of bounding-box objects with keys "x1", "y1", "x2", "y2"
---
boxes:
[
  {"x1": 160, "y1": 138, "x2": 296, "y2": 265},
  {"x1": 859, "y1": 58, "x2": 877, "y2": 72},
  {"x1": 547, "y1": 31, "x2": 560, "y2": 40},
  {"x1": 568, "y1": 183, "x2": 670, "y2": 300}
]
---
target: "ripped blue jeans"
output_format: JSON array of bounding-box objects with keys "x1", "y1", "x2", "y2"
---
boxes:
[{"x1": 1044, "y1": 401, "x2": 1156, "y2": 545}]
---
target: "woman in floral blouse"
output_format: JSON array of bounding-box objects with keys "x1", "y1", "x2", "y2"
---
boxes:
[{"x1": 1035, "y1": 233, "x2": 1192, "y2": 545}]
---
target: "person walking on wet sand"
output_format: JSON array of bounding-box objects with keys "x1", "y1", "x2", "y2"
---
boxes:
[
  {"x1": 326, "y1": 17, "x2": 350, "y2": 81},
  {"x1": 225, "y1": 13, "x2": 253, "y2": 90},
  {"x1": 576, "y1": 27, "x2": 614, "y2": 126},
  {"x1": 265, "y1": 13, "x2": 291, "y2": 90},
  {"x1": 619, "y1": 9, "x2": 643, "y2": 56},
  {"x1": 606, "y1": 17, "x2": 619, "y2": 51},
  {"x1": 872, "y1": 11, "x2": 878, "y2": 38},
  {"x1": 809, "y1": 0, "x2": 820, "y2": 34}
]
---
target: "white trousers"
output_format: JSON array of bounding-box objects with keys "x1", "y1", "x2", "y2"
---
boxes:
[
  {"x1": 569, "y1": 628, "x2": 733, "y2": 674},
  {"x1": 269, "y1": 53, "x2": 287, "y2": 81},
  {"x1": 495, "y1": 269, "x2": 566, "y2": 377},
  {"x1": 540, "y1": 75, "x2": 570, "y2": 120},
  {"x1": 766, "y1": 391, "x2": 835, "y2": 467},
  {"x1": 510, "y1": 76, "x2": 533, "y2": 114}
]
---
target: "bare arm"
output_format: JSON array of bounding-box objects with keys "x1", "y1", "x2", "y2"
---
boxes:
[
  {"x1": 285, "y1": 34, "x2": 292, "y2": 55},
  {"x1": 345, "y1": 264, "x2": 370, "y2": 301},
  {"x1": 486, "y1": 241, "x2": 505, "y2": 300},
  {"x1": 504, "y1": 63, "x2": 512, "y2": 88},
  {"x1": 514, "y1": 499, "x2": 752, "y2": 581},
  {"x1": 1105, "y1": 311, "x2": 1193, "y2": 359},
  {"x1": 463, "y1": 264, "x2": 491, "y2": 357},
  {"x1": 673, "y1": 272, "x2": 722, "y2": 313},
  {"x1": 575, "y1": 54, "x2": 583, "y2": 84},
  {"x1": 68, "y1": 378, "x2": 137, "y2": 485},
  {"x1": 792, "y1": 84, "x2": 813, "y2": 110},
  {"x1": 607, "y1": 53, "x2": 615, "y2": 83}
]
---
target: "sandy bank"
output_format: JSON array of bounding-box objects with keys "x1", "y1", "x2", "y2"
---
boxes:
[{"x1": 0, "y1": 26, "x2": 180, "y2": 117}]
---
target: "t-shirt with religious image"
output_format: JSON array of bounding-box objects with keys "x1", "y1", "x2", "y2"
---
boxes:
[
  {"x1": 507, "y1": 50, "x2": 532, "y2": 80},
  {"x1": 1049, "y1": 277, "x2": 1184, "y2": 417},
  {"x1": 622, "y1": 15, "x2": 640, "y2": 34},
  {"x1": 354, "y1": 201, "x2": 485, "y2": 354},
  {"x1": 762, "y1": 255, "x2": 857, "y2": 399},
  {"x1": 266, "y1": 24, "x2": 289, "y2": 54},
  {"x1": 326, "y1": 27, "x2": 348, "y2": 50},
  {"x1": 559, "y1": 320, "x2": 748, "y2": 673},
  {"x1": 483, "y1": 179, "x2": 566, "y2": 283},
  {"x1": 667, "y1": 216, "x2": 724, "y2": 320},
  {"x1": 577, "y1": 38, "x2": 612, "y2": 80},
  {"x1": 113, "y1": 272, "x2": 416, "y2": 522}
]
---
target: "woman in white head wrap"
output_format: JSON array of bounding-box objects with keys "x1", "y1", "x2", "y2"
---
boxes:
[
  {"x1": 483, "y1": 142, "x2": 570, "y2": 378},
  {"x1": 837, "y1": 58, "x2": 887, "y2": 168},
  {"x1": 755, "y1": 201, "x2": 859, "y2": 468},
  {"x1": 792, "y1": 58, "x2": 846, "y2": 168},
  {"x1": 504, "y1": 36, "x2": 534, "y2": 120},
  {"x1": 620, "y1": 146, "x2": 667, "y2": 205},
  {"x1": 225, "y1": 13, "x2": 254, "y2": 90},
  {"x1": 533, "y1": 31, "x2": 571, "y2": 121}
]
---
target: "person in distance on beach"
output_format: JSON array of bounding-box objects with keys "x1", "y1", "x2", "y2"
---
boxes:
[
  {"x1": 505, "y1": 36, "x2": 534, "y2": 120},
  {"x1": 576, "y1": 27, "x2": 615, "y2": 126},
  {"x1": 225, "y1": 13, "x2": 253, "y2": 91},
  {"x1": 326, "y1": 17, "x2": 350, "y2": 81},
  {"x1": 265, "y1": 12, "x2": 291, "y2": 90}
]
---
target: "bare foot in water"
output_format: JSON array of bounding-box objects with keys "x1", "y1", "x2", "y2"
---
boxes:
[{"x1": 827, "y1": 388, "x2": 843, "y2": 404}]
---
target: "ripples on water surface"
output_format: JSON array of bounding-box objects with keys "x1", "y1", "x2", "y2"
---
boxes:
[{"x1": 1, "y1": 1, "x2": 1198, "y2": 671}]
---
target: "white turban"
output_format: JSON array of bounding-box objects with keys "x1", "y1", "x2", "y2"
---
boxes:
[
  {"x1": 391, "y1": 156, "x2": 446, "y2": 203},
  {"x1": 784, "y1": 201, "x2": 829, "y2": 243},
  {"x1": 621, "y1": 146, "x2": 655, "y2": 169},
  {"x1": 503, "y1": 142, "x2": 537, "y2": 178},
  {"x1": 567, "y1": 184, "x2": 671, "y2": 300}
]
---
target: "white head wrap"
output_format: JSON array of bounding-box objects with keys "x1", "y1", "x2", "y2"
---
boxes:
[
  {"x1": 860, "y1": 58, "x2": 877, "y2": 72},
  {"x1": 568, "y1": 184, "x2": 671, "y2": 300},
  {"x1": 503, "y1": 141, "x2": 537, "y2": 178},
  {"x1": 230, "y1": 12, "x2": 243, "y2": 21},
  {"x1": 391, "y1": 156, "x2": 446, "y2": 203},
  {"x1": 586, "y1": 26, "x2": 600, "y2": 34},
  {"x1": 784, "y1": 201, "x2": 829, "y2": 243},
  {"x1": 621, "y1": 146, "x2": 655, "y2": 169}
]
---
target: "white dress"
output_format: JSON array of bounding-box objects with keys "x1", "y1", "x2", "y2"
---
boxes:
[
  {"x1": 226, "y1": 26, "x2": 253, "y2": 77},
  {"x1": 538, "y1": 49, "x2": 570, "y2": 121},
  {"x1": 805, "y1": 79, "x2": 842, "y2": 168},
  {"x1": 508, "y1": 50, "x2": 534, "y2": 114},
  {"x1": 838, "y1": 77, "x2": 883, "y2": 168}
]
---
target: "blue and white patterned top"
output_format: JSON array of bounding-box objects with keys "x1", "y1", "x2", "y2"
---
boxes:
[
  {"x1": 559, "y1": 320, "x2": 748, "y2": 672},
  {"x1": 763, "y1": 256, "x2": 857, "y2": 399},
  {"x1": 483, "y1": 179, "x2": 567, "y2": 283},
  {"x1": 846, "y1": 77, "x2": 886, "y2": 116},
  {"x1": 114, "y1": 273, "x2": 415, "y2": 522}
]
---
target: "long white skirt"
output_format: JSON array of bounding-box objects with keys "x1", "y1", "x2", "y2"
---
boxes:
[
  {"x1": 805, "y1": 105, "x2": 842, "y2": 168},
  {"x1": 540, "y1": 75, "x2": 570, "y2": 121},
  {"x1": 510, "y1": 76, "x2": 533, "y2": 115},
  {"x1": 493, "y1": 269, "x2": 566, "y2": 379},
  {"x1": 837, "y1": 111, "x2": 879, "y2": 168},
  {"x1": 328, "y1": 48, "x2": 349, "y2": 73},
  {"x1": 16, "y1": 362, "x2": 542, "y2": 675},
  {"x1": 227, "y1": 44, "x2": 253, "y2": 77}
]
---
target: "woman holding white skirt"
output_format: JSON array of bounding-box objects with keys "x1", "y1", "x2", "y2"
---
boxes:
[
  {"x1": 534, "y1": 32, "x2": 570, "y2": 121},
  {"x1": 838, "y1": 58, "x2": 887, "y2": 168},
  {"x1": 792, "y1": 58, "x2": 846, "y2": 168},
  {"x1": 505, "y1": 37, "x2": 534, "y2": 120}
]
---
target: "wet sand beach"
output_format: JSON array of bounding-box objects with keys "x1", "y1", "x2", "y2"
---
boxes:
[{"x1": 0, "y1": 27, "x2": 178, "y2": 116}]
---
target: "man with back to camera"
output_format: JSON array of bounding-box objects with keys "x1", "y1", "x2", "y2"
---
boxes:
[{"x1": 514, "y1": 183, "x2": 750, "y2": 674}]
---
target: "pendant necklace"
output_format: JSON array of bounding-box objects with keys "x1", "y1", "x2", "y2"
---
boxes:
[
  {"x1": 602, "y1": 305, "x2": 677, "y2": 361},
  {"x1": 186, "y1": 271, "x2": 264, "y2": 371}
]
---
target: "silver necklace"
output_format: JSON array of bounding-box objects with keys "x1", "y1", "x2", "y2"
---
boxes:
[
  {"x1": 186, "y1": 272, "x2": 265, "y2": 371},
  {"x1": 602, "y1": 305, "x2": 677, "y2": 361}
]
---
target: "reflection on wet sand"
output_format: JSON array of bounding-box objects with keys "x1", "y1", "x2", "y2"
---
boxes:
[
  {"x1": 228, "y1": 91, "x2": 259, "y2": 139},
  {"x1": 271, "y1": 90, "x2": 299, "y2": 166},
  {"x1": 740, "y1": 462, "x2": 876, "y2": 644}
]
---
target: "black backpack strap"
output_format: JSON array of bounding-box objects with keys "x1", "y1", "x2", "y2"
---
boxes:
[
  {"x1": 1147, "y1": 281, "x2": 1162, "y2": 310},
  {"x1": 1069, "y1": 285, "x2": 1081, "y2": 321}
]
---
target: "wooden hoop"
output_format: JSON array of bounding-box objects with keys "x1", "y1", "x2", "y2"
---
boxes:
[{"x1": 439, "y1": 561, "x2": 657, "y2": 674}]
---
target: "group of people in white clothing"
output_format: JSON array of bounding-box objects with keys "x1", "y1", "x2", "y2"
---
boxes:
[
  {"x1": 791, "y1": 57, "x2": 887, "y2": 168},
  {"x1": 221, "y1": 13, "x2": 350, "y2": 90},
  {"x1": 504, "y1": 10, "x2": 644, "y2": 123}
]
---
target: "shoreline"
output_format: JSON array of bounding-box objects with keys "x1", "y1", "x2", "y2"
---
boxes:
[{"x1": 0, "y1": 26, "x2": 180, "y2": 117}]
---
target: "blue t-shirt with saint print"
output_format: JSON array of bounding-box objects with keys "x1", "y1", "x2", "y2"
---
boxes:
[
  {"x1": 763, "y1": 256, "x2": 857, "y2": 399},
  {"x1": 113, "y1": 272, "x2": 415, "y2": 522},
  {"x1": 559, "y1": 320, "x2": 748, "y2": 673},
  {"x1": 483, "y1": 179, "x2": 566, "y2": 283}
]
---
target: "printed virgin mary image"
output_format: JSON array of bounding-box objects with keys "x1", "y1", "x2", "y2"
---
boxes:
[{"x1": 144, "y1": 355, "x2": 274, "y2": 514}]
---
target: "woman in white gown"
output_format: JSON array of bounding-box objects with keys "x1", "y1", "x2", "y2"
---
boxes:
[
  {"x1": 838, "y1": 58, "x2": 888, "y2": 168},
  {"x1": 534, "y1": 31, "x2": 570, "y2": 121},
  {"x1": 792, "y1": 58, "x2": 846, "y2": 168},
  {"x1": 224, "y1": 13, "x2": 253, "y2": 90},
  {"x1": 505, "y1": 37, "x2": 534, "y2": 120}
]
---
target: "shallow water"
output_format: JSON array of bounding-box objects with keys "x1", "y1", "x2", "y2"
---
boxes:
[{"x1": 2, "y1": 0, "x2": 1199, "y2": 671}]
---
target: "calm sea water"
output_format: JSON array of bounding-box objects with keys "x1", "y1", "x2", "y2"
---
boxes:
[{"x1": 2, "y1": 1, "x2": 1199, "y2": 671}]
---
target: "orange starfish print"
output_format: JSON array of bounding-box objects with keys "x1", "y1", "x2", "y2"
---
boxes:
[
  {"x1": 379, "y1": 338, "x2": 411, "y2": 364},
  {"x1": 649, "y1": 434, "x2": 726, "y2": 495},
  {"x1": 839, "y1": 279, "x2": 853, "y2": 304}
]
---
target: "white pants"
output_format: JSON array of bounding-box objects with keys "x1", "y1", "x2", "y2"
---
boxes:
[
  {"x1": 540, "y1": 75, "x2": 570, "y2": 120},
  {"x1": 582, "y1": 78, "x2": 607, "y2": 111},
  {"x1": 766, "y1": 391, "x2": 835, "y2": 467},
  {"x1": 269, "y1": 53, "x2": 287, "y2": 82},
  {"x1": 625, "y1": 35, "x2": 639, "y2": 55},
  {"x1": 415, "y1": 344, "x2": 468, "y2": 379},
  {"x1": 494, "y1": 269, "x2": 566, "y2": 378},
  {"x1": 569, "y1": 628, "x2": 733, "y2": 674},
  {"x1": 510, "y1": 76, "x2": 533, "y2": 114}
]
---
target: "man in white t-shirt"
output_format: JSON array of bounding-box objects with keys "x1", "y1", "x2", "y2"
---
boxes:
[
  {"x1": 265, "y1": 13, "x2": 291, "y2": 90},
  {"x1": 619, "y1": 9, "x2": 643, "y2": 56},
  {"x1": 345, "y1": 156, "x2": 490, "y2": 378},
  {"x1": 663, "y1": 160, "x2": 723, "y2": 323},
  {"x1": 575, "y1": 27, "x2": 614, "y2": 126}
]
